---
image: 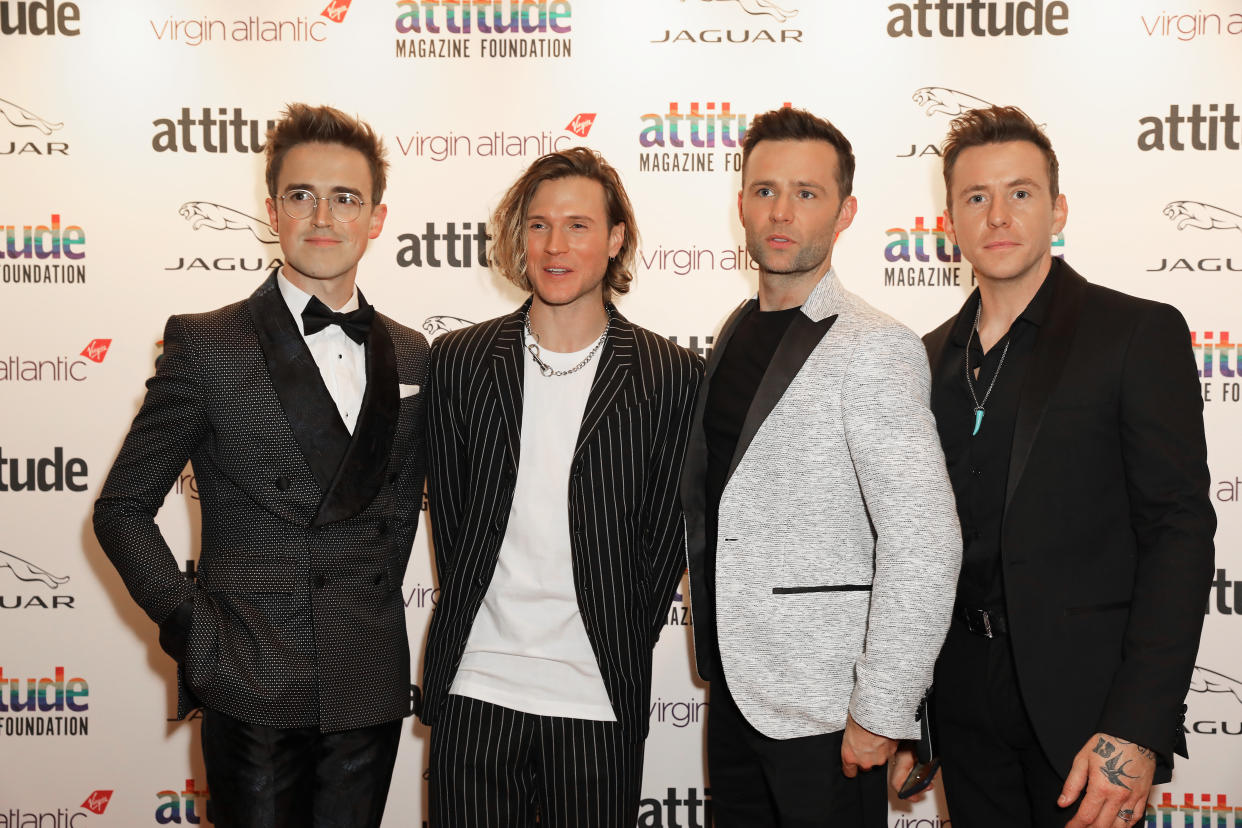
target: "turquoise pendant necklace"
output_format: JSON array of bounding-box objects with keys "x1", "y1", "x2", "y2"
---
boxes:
[{"x1": 964, "y1": 303, "x2": 1010, "y2": 437}]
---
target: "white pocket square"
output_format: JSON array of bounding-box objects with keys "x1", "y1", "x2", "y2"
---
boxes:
[{"x1": 399, "y1": 383, "x2": 421, "y2": 398}]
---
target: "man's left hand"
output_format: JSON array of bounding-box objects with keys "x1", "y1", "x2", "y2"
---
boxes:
[
  {"x1": 1059, "y1": 732, "x2": 1155, "y2": 828},
  {"x1": 842, "y1": 714, "x2": 898, "y2": 778}
]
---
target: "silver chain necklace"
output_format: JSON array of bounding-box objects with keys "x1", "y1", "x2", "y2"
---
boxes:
[
  {"x1": 964, "y1": 302, "x2": 1010, "y2": 437},
  {"x1": 522, "y1": 308, "x2": 610, "y2": 378}
]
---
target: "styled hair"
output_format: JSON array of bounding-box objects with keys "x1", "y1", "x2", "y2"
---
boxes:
[
  {"x1": 265, "y1": 103, "x2": 389, "y2": 204},
  {"x1": 490, "y1": 147, "x2": 638, "y2": 299},
  {"x1": 741, "y1": 106, "x2": 856, "y2": 199},
  {"x1": 941, "y1": 105, "x2": 1059, "y2": 210}
]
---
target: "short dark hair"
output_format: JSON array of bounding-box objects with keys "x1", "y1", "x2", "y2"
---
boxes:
[
  {"x1": 741, "y1": 107, "x2": 856, "y2": 199},
  {"x1": 490, "y1": 147, "x2": 639, "y2": 300},
  {"x1": 941, "y1": 105, "x2": 1058, "y2": 210},
  {"x1": 265, "y1": 103, "x2": 388, "y2": 204}
]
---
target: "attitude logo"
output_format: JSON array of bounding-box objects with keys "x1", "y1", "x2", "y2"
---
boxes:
[
  {"x1": 887, "y1": 1, "x2": 1069, "y2": 37},
  {"x1": 1, "y1": 94, "x2": 68, "y2": 157},
  {"x1": 394, "y1": 115, "x2": 580, "y2": 162},
  {"x1": 653, "y1": 0, "x2": 803, "y2": 45},
  {"x1": 0, "y1": 666, "x2": 89, "y2": 735},
  {"x1": 0, "y1": 0, "x2": 80, "y2": 36},
  {"x1": 152, "y1": 108, "x2": 277, "y2": 153},
  {"x1": 639, "y1": 101, "x2": 781, "y2": 173},
  {"x1": 1, "y1": 549, "x2": 75, "y2": 610},
  {"x1": 396, "y1": 221, "x2": 489, "y2": 269},
  {"x1": 2, "y1": 339, "x2": 109, "y2": 383},
  {"x1": 395, "y1": 0, "x2": 572, "y2": 60},
  {"x1": 884, "y1": 215, "x2": 966, "y2": 287},
  {"x1": 1142, "y1": 793, "x2": 1242, "y2": 827},
  {"x1": 667, "y1": 335, "x2": 716, "y2": 364},
  {"x1": 1192, "y1": 332, "x2": 1242, "y2": 403},
  {"x1": 638, "y1": 787, "x2": 712, "y2": 827},
  {"x1": 148, "y1": 0, "x2": 350, "y2": 46},
  {"x1": 1138, "y1": 104, "x2": 1242, "y2": 151},
  {"x1": 155, "y1": 778, "x2": 214, "y2": 824},
  {"x1": 0, "y1": 447, "x2": 88, "y2": 492},
  {"x1": 1205, "y1": 568, "x2": 1241, "y2": 614},
  {"x1": 1, "y1": 214, "x2": 85, "y2": 285},
  {"x1": 167, "y1": 201, "x2": 283, "y2": 275}
]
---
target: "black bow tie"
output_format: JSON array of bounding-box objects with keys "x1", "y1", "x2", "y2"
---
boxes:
[{"x1": 301, "y1": 295, "x2": 374, "y2": 345}]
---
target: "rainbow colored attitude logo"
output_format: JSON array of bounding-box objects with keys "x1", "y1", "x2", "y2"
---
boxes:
[
  {"x1": 395, "y1": 0, "x2": 571, "y2": 34},
  {"x1": 1191, "y1": 331, "x2": 1239, "y2": 378},
  {"x1": 1, "y1": 215, "x2": 85, "y2": 260},
  {"x1": 1144, "y1": 792, "x2": 1242, "y2": 827},
  {"x1": 639, "y1": 102, "x2": 750, "y2": 149},
  {"x1": 0, "y1": 667, "x2": 88, "y2": 712}
]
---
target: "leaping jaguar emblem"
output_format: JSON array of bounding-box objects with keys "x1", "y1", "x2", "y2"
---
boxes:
[
  {"x1": 0, "y1": 96, "x2": 63, "y2": 135},
  {"x1": 912, "y1": 87, "x2": 994, "y2": 118},
  {"x1": 178, "y1": 201, "x2": 280, "y2": 244},
  {"x1": 422, "y1": 315, "x2": 474, "y2": 342},
  {"x1": 1163, "y1": 201, "x2": 1242, "y2": 233},
  {"x1": 697, "y1": 0, "x2": 798, "y2": 23},
  {"x1": 1188, "y1": 666, "x2": 1242, "y2": 704},
  {"x1": 0, "y1": 550, "x2": 70, "y2": 589}
]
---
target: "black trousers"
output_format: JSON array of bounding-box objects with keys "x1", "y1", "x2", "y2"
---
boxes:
[
  {"x1": 707, "y1": 675, "x2": 888, "y2": 828},
  {"x1": 200, "y1": 707, "x2": 402, "y2": 828},
  {"x1": 934, "y1": 618, "x2": 1073, "y2": 828},
  {"x1": 428, "y1": 694, "x2": 644, "y2": 828}
]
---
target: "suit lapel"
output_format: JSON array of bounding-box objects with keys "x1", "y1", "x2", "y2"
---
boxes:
[
  {"x1": 574, "y1": 308, "x2": 637, "y2": 459},
  {"x1": 489, "y1": 306, "x2": 528, "y2": 472},
  {"x1": 1005, "y1": 261, "x2": 1088, "y2": 509},
  {"x1": 248, "y1": 273, "x2": 350, "y2": 492},
  {"x1": 314, "y1": 312, "x2": 399, "y2": 526},
  {"x1": 726, "y1": 311, "x2": 837, "y2": 484}
]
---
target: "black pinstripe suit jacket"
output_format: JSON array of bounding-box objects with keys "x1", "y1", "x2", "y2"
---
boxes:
[
  {"x1": 419, "y1": 300, "x2": 702, "y2": 740},
  {"x1": 94, "y1": 273, "x2": 429, "y2": 732}
]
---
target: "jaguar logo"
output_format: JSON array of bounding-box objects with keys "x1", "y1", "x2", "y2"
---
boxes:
[
  {"x1": 693, "y1": 0, "x2": 797, "y2": 22},
  {"x1": 0, "y1": 96, "x2": 63, "y2": 135},
  {"x1": 422, "y1": 315, "x2": 474, "y2": 341},
  {"x1": 179, "y1": 201, "x2": 280, "y2": 244},
  {"x1": 1163, "y1": 201, "x2": 1242, "y2": 233},
  {"x1": 0, "y1": 550, "x2": 70, "y2": 589},
  {"x1": 1189, "y1": 666, "x2": 1242, "y2": 704},
  {"x1": 912, "y1": 86, "x2": 993, "y2": 118}
]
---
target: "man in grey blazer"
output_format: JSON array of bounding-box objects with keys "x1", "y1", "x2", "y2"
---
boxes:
[
  {"x1": 681, "y1": 106, "x2": 961, "y2": 826},
  {"x1": 94, "y1": 104, "x2": 428, "y2": 827}
]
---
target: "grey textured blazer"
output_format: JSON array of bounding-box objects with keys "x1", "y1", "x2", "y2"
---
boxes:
[
  {"x1": 682, "y1": 269, "x2": 961, "y2": 741},
  {"x1": 94, "y1": 272, "x2": 429, "y2": 732}
]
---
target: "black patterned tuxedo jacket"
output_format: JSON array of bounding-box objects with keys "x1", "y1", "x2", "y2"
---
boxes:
[
  {"x1": 94, "y1": 272, "x2": 429, "y2": 732},
  {"x1": 419, "y1": 301, "x2": 702, "y2": 740}
]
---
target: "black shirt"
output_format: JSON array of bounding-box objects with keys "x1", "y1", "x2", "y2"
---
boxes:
[
  {"x1": 703, "y1": 304, "x2": 800, "y2": 658},
  {"x1": 933, "y1": 264, "x2": 1059, "y2": 611}
]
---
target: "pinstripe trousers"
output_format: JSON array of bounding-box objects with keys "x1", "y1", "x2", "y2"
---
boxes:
[{"x1": 428, "y1": 694, "x2": 644, "y2": 828}]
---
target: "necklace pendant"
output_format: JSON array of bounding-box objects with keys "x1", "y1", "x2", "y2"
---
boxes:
[{"x1": 972, "y1": 408, "x2": 984, "y2": 437}]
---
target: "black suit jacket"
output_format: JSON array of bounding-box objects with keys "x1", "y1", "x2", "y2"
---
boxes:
[
  {"x1": 924, "y1": 259, "x2": 1215, "y2": 780},
  {"x1": 419, "y1": 301, "x2": 702, "y2": 740},
  {"x1": 94, "y1": 272, "x2": 429, "y2": 732}
]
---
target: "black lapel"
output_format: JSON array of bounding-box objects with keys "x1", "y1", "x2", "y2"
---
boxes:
[
  {"x1": 726, "y1": 311, "x2": 838, "y2": 484},
  {"x1": 248, "y1": 274, "x2": 350, "y2": 492},
  {"x1": 1005, "y1": 261, "x2": 1088, "y2": 509},
  {"x1": 489, "y1": 304, "x2": 528, "y2": 472},
  {"x1": 679, "y1": 298, "x2": 755, "y2": 517},
  {"x1": 573, "y1": 307, "x2": 637, "y2": 459},
  {"x1": 313, "y1": 311, "x2": 399, "y2": 526}
]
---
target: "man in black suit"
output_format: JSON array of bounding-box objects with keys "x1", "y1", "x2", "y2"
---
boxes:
[
  {"x1": 94, "y1": 103, "x2": 428, "y2": 827},
  {"x1": 419, "y1": 147, "x2": 702, "y2": 827},
  {"x1": 906, "y1": 105, "x2": 1215, "y2": 827}
]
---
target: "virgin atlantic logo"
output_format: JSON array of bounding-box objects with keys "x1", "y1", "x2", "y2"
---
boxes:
[
  {"x1": 565, "y1": 113, "x2": 596, "y2": 138},
  {"x1": 81, "y1": 790, "x2": 113, "y2": 814},
  {"x1": 321, "y1": 0, "x2": 352, "y2": 22}
]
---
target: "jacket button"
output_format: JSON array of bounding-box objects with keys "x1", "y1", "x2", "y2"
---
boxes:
[
  {"x1": 373, "y1": 572, "x2": 385, "y2": 585},
  {"x1": 389, "y1": 471, "x2": 399, "y2": 484},
  {"x1": 314, "y1": 575, "x2": 326, "y2": 589},
  {"x1": 377, "y1": 519, "x2": 389, "y2": 536},
  {"x1": 275, "y1": 476, "x2": 291, "y2": 491}
]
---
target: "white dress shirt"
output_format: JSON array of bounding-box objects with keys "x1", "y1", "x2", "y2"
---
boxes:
[{"x1": 276, "y1": 271, "x2": 367, "y2": 434}]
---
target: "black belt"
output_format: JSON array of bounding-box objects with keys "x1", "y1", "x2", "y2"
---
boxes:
[{"x1": 957, "y1": 605, "x2": 1008, "y2": 638}]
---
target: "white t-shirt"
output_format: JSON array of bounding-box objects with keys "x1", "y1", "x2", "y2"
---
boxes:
[
  {"x1": 450, "y1": 333, "x2": 615, "y2": 721},
  {"x1": 276, "y1": 271, "x2": 366, "y2": 434}
]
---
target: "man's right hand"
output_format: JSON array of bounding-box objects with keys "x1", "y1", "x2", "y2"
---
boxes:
[
  {"x1": 842, "y1": 714, "x2": 898, "y2": 778},
  {"x1": 888, "y1": 746, "x2": 937, "y2": 801}
]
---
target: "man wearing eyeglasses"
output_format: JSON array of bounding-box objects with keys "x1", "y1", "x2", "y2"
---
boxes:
[{"x1": 93, "y1": 103, "x2": 428, "y2": 827}]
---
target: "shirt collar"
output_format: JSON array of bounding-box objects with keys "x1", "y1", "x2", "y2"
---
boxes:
[
  {"x1": 949, "y1": 257, "x2": 1062, "y2": 347},
  {"x1": 276, "y1": 269, "x2": 360, "y2": 328}
]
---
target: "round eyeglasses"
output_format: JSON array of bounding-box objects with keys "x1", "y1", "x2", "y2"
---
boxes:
[{"x1": 278, "y1": 189, "x2": 367, "y2": 223}]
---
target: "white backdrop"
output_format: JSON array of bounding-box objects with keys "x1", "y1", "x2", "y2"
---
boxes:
[{"x1": 2, "y1": 1, "x2": 1240, "y2": 825}]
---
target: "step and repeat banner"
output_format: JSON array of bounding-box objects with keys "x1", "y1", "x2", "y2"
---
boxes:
[{"x1": 3, "y1": 0, "x2": 1240, "y2": 824}]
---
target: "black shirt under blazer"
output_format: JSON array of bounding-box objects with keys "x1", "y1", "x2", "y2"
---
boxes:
[
  {"x1": 419, "y1": 301, "x2": 703, "y2": 740},
  {"x1": 94, "y1": 272, "x2": 429, "y2": 732},
  {"x1": 924, "y1": 259, "x2": 1216, "y2": 780}
]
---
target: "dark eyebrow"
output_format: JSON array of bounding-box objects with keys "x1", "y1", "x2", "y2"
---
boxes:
[
  {"x1": 748, "y1": 179, "x2": 826, "y2": 190},
  {"x1": 960, "y1": 178, "x2": 1042, "y2": 196},
  {"x1": 284, "y1": 183, "x2": 364, "y2": 198}
]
